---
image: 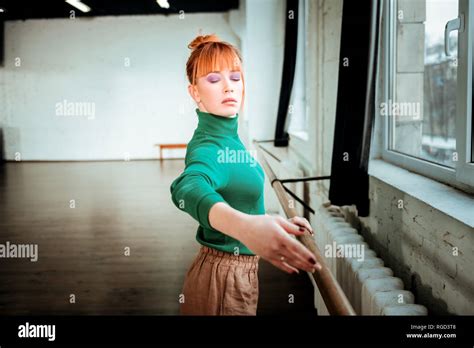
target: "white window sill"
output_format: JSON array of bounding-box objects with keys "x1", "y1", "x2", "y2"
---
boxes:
[
  {"x1": 368, "y1": 159, "x2": 474, "y2": 228},
  {"x1": 288, "y1": 130, "x2": 309, "y2": 141}
]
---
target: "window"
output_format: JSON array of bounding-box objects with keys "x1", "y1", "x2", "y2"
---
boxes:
[
  {"x1": 382, "y1": 0, "x2": 474, "y2": 190},
  {"x1": 288, "y1": 0, "x2": 308, "y2": 141}
]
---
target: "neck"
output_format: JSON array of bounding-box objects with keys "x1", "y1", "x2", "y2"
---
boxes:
[{"x1": 195, "y1": 108, "x2": 238, "y2": 136}]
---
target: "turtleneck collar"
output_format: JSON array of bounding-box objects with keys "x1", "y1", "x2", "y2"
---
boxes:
[{"x1": 195, "y1": 108, "x2": 238, "y2": 136}]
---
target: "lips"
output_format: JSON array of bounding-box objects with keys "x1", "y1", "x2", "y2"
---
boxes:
[{"x1": 222, "y1": 98, "x2": 237, "y2": 104}]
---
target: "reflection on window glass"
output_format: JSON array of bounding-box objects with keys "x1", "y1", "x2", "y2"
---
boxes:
[{"x1": 390, "y1": 0, "x2": 458, "y2": 167}]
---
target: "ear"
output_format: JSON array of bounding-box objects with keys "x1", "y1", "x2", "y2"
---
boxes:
[{"x1": 188, "y1": 84, "x2": 200, "y2": 103}]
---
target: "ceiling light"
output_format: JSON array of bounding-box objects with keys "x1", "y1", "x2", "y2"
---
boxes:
[
  {"x1": 156, "y1": 0, "x2": 170, "y2": 9},
  {"x1": 65, "y1": 0, "x2": 91, "y2": 13}
]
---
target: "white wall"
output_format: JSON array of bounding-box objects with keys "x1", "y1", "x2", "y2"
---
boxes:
[
  {"x1": 240, "y1": 0, "x2": 285, "y2": 148},
  {"x1": 0, "y1": 13, "x2": 244, "y2": 160},
  {"x1": 0, "y1": 2, "x2": 287, "y2": 161},
  {"x1": 358, "y1": 174, "x2": 474, "y2": 315}
]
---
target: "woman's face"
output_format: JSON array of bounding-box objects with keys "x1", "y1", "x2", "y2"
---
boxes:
[{"x1": 188, "y1": 68, "x2": 243, "y2": 117}]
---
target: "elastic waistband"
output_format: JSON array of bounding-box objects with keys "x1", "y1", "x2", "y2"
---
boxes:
[{"x1": 198, "y1": 245, "x2": 260, "y2": 271}]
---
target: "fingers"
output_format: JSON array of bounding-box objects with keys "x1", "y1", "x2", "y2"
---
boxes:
[
  {"x1": 289, "y1": 216, "x2": 314, "y2": 236},
  {"x1": 283, "y1": 253, "x2": 315, "y2": 273},
  {"x1": 269, "y1": 216, "x2": 322, "y2": 274},
  {"x1": 273, "y1": 221, "x2": 321, "y2": 272},
  {"x1": 283, "y1": 238, "x2": 320, "y2": 272},
  {"x1": 278, "y1": 217, "x2": 306, "y2": 236},
  {"x1": 269, "y1": 258, "x2": 300, "y2": 274},
  {"x1": 270, "y1": 248, "x2": 321, "y2": 274},
  {"x1": 271, "y1": 233, "x2": 319, "y2": 273}
]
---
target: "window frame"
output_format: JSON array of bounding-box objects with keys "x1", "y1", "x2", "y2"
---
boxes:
[
  {"x1": 381, "y1": 0, "x2": 474, "y2": 192},
  {"x1": 455, "y1": 0, "x2": 474, "y2": 187}
]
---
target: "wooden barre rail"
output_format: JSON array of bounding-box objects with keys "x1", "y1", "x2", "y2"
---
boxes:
[{"x1": 254, "y1": 141, "x2": 356, "y2": 316}]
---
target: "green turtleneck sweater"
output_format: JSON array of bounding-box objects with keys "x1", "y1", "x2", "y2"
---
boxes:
[{"x1": 170, "y1": 108, "x2": 265, "y2": 255}]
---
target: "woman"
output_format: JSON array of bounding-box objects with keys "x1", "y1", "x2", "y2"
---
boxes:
[{"x1": 170, "y1": 33, "x2": 321, "y2": 316}]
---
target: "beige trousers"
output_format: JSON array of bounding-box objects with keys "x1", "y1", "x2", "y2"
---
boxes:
[{"x1": 180, "y1": 245, "x2": 260, "y2": 316}]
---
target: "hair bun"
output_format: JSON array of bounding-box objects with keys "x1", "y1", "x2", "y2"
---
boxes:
[{"x1": 188, "y1": 34, "x2": 221, "y2": 50}]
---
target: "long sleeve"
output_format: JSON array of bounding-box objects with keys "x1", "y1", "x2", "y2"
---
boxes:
[{"x1": 170, "y1": 145, "x2": 230, "y2": 230}]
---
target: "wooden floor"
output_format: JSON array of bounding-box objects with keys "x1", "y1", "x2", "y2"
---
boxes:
[{"x1": 0, "y1": 161, "x2": 317, "y2": 316}]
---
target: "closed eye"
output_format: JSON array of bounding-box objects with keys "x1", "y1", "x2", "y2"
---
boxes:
[{"x1": 230, "y1": 73, "x2": 241, "y2": 81}]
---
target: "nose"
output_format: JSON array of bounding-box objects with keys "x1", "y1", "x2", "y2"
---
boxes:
[{"x1": 223, "y1": 77, "x2": 234, "y2": 93}]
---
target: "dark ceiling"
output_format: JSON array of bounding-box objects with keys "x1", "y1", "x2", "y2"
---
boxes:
[{"x1": 0, "y1": 0, "x2": 240, "y2": 21}]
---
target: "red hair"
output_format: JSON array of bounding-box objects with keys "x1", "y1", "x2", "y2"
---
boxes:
[{"x1": 186, "y1": 33, "x2": 245, "y2": 110}]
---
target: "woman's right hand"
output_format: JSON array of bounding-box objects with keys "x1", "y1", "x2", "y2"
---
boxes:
[{"x1": 238, "y1": 214, "x2": 322, "y2": 274}]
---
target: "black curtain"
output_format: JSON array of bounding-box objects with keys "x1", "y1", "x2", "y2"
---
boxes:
[
  {"x1": 0, "y1": 12, "x2": 3, "y2": 67},
  {"x1": 274, "y1": 0, "x2": 299, "y2": 147},
  {"x1": 328, "y1": 0, "x2": 381, "y2": 216}
]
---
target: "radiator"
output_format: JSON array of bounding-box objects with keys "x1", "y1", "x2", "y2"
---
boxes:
[
  {"x1": 265, "y1": 157, "x2": 427, "y2": 315},
  {"x1": 308, "y1": 203, "x2": 428, "y2": 316}
]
